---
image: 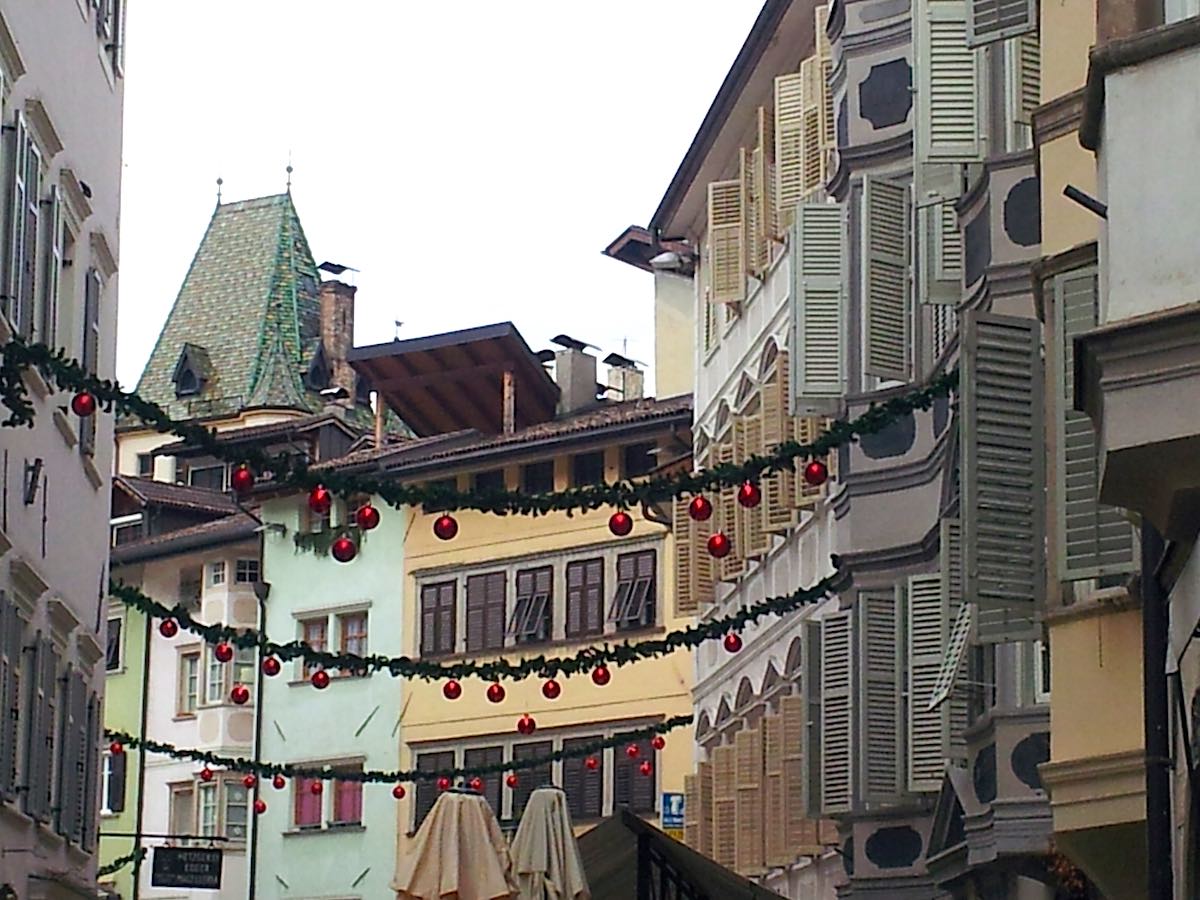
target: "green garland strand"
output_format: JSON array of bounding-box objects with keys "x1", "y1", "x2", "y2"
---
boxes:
[
  {"x1": 109, "y1": 572, "x2": 838, "y2": 682},
  {"x1": 105, "y1": 715, "x2": 693, "y2": 784},
  {"x1": 98, "y1": 847, "x2": 147, "y2": 878},
  {"x1": 0, "y1": 339, "x2": 956, "y2": 516}
]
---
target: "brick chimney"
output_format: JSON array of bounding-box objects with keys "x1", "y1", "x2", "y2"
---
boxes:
[
  {"x1": 319, "y1": 280, "x2": 357, "y2": 405},
  {"x1": 554, "y1": 348, "x2": 598, "y2": 415}
]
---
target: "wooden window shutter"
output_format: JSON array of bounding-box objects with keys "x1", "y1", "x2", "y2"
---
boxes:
[
  {"x1": 108, "y1": 746, "x2": 127, "y2": 813},
  {"x1": 1014, "y1": 32, "x2": 1040, "y2": 125},
  {"x1": 466, "y1": 573, "x2": 505, "y2": 652},
  {"x1": 83, "y1": 693, "x2": 100, "y2": 850},
  {"x1": 697, "y1": 759, "x2": 714, "y2": 856},
  {"x1": 414, "y1": 751, "x2": 454, "y2": 828},
  {"x1": 774, "y1": 71, "x2": 806, "y2": 233},
  {"x1": 673, "y1": 496, "x2": 713, "y2": 616},
  {"x1": 40, "y1": 183, "x2": 62, "y2": 346},
  {"x1": 562, "y1": 738, "x2": 602, "y2": 820},
  {"x1": 707, "y1": 178, "x2": 746, "y2": 305},
  {"x1": 907, "y1": 573, "x2": 951, "y2": 793},
  {"x1": 513, "y1": 740, "x2": 553, "y2": 818},
  {"x1": 917, "y1": 199, "x2": 963, "y2": 305},
  {"x1": 781, "y1": 694, "x2": 821, "y2": 855},
  {"x1": 857, "y1": 590, "x2": 903, "y2": 803},
  {"x1": 762, "y1": 714, "x2": 788, "y2": 866},
  {"x1": 0, "y1": 592, "x2": 20, "y2": 799},
  {"x1": 5, "y1": 113, "x2": 27, "y2": 330},
  {"x1": 437, "y1": 583, "x2": 455, "y2": 655},
  {"x1": 614, "y1": 734, "x2": 654, "y2": 813},
  {"x1": 734, "y1": 725, "x2": 765, "y2": 875},
  {"x1": 711, "y1": 744, "x2": 737, "y2": 868},
  {"x1": 420, "y1": 585, "x2": 437, "y2": 656},
  {"x1": 799, "y1": 57, "x2": 825, "y2": 198},
  {"x1": 916, "y1": 0, "x2": 983, "y2": 161},
  {"x1": 24, "y1": 636, "x2": 56, "y2": 822},
  {"x1": 734, "y1": 415, "x2": 770, "y2": 558},
  {"x1": 962, "y1": 311, "x2": 1045, "y2": 642},
  {"x1": 820, "y1": 611, "x2": 852, "y2": 814},
  {"x1": 750, "y1": 107, "x2": 775, "y2": 275},
  {"x1": 1052, "y1": 267, "x2": 1137, "y2": 582},
  {"x1": 930, "y1": 520, "x2": 973, "y2": 722},
  {"x1": 463, "y1": 746, "x2": 504, "y2": 817},
  {"x1": 17, "y1": 137, "x2": 40, "y2": 342},
  {"x1": 761, "y1": 354, "x2": 799, "y2": 532},
  {"x1": 714, "y1": 439, "x2": 746, "y2": 582},
  {"x1": 967, "y1": 0, "x2": 1035, "y2": 46},
  {"x1": 566, "y1": 559, "x2": 605, "y2": 637},
  {"x1": 790, "y1": 202, "x2": 846, "y2": 405},
  {"x1": 684, "y1": 772, "x2": 700, "y2": 847},
  {"x1": 863, "y1": 176, "x2": 912, "y2": 380},
  {"x1": 793, "y1": 416, "x2": 835, "y2": 508}
]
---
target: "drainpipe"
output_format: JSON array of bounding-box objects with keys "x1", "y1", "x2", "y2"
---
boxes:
[
  {"x1": 1142, "y1": 522, "x2": 1172, "y2": 900},
  {"x1": 247, "y1": 572, "x2": 270, "y2": 900},
  {"x1": 131, "y1": 607, "x2": 152, "y2": 900}
]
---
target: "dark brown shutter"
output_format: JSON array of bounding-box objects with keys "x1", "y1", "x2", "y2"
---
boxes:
[
  {"x1": 79, "y1": 270, "x2": 100, "y2": 454},
  {"x1": 420, "y1": 585, "x2": 437, "y2": 656},
  {"x1": 466, "y1": 575, "x2": 486, "y2": 652},
  {"x1": 566, "y1": 563, "x2": 584, "y2": 637},
  {"x1": 414, "y1": 751, "x2": 454, "y2": 830},
  {"x1": 24, "y1": 636, "x2": 56, "y2": 822},
  {"x1": 17, "y1": 145, "x2": 38, "y2": 340},
  {"x1": 82, "y1": 692, "x2": 99, "y2": 850},
  {"x1": 511, "y1": 740, "x2": 552, "y2": 820},
  {"x1": 562, "y1": 737, "x2": 603, "y2": 821},
  {"x1": 566, "y1": 560, "x2": 604, "y2": 638},
  {"x1": 610, "y1": 555, "x2": 636, "y2": 623},
  {"x1": 484, "y1": 572, "x2": 506, "y2": 651},
  {"x1": 108, "y1": 746, "x2": 127, "y2": 813},
  {"x1": 614, "y1": 734, "x2": 655, "y2": 814},
  {"x1": 436, "y1": 583, "x2": 455, "y2": 654},
  {"x1": 463, "y1": 746, "x2": 504, "y2": 817}
]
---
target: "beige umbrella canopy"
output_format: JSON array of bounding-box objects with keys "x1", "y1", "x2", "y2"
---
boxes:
[
  {"x1": 394, "y1": 789, "x2": 518, "y2": 900},
  {"x1": 510, "y1": 787, "x2": 590, "y2": 900}
]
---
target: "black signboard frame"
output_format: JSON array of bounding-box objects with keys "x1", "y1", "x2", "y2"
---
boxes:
[{"x1": 151, "y1": 846, "x2": 223, "y2": 889}]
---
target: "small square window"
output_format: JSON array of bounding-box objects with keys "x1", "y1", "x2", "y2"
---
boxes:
[
  {"x1": 472, "y1": 469, "x2": 505, "y2": 492},
  {"x1": 188, "y1": 464, "x2": 227, "y2": 491},
  {"x1": 571, "y1": 451, "x2": 605, "y2": 487},
  {"x1": 235, "y1": 559, "x2": 260, "y2": 584},
  {"x1": 136, "y1": 453, "x2": 153, "y2": 477},
  {"x1": 208, "y1": 561, "x2": 226, "y2": 586},
  {"x1": 521, "y1": 460, "x2": 555, "y2": 493},
  {"x1": 622, "y1": 442, "x2": 657, "y2": 478}
]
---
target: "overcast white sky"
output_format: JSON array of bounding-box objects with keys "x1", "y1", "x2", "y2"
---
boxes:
[{"x1": 115, "y1": 1, "x2": 763, "y2": 393}]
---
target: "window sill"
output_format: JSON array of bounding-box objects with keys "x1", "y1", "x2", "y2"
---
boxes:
[
  {"x1": 283, "y1": 823, "x2": 365, "y2": 837},
  {"x1": 420, "y1": 625, "x2": 668, "y2": 664},
  {"x1": 173, "y1": 713, "x2": 197, "y2": 722}
]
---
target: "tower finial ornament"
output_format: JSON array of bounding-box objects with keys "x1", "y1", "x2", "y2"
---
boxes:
[
  {"x1": 216, "y1": 176, "x2": 223, "y2": 206},
  {"x1": 286, "y1": 151, "x2": 293, "y2": 192}
]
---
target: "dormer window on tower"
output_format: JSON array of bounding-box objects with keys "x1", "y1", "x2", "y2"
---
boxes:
[
  {"x1": 305, "y1": 343, "x2": 330, "y2": 392},
  {"x1": 172, "y1": 343, "x2": 211, "y2": 398}
]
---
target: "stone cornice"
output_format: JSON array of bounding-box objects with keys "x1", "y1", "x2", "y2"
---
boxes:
[{"x1": 1032, "y1": 88, "x2": 1086, "y2": 150}]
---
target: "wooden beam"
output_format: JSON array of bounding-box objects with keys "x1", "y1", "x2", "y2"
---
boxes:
[
  {"x1": 369, "y1": 362, "x2": 508, "y2": 392},
  {"x1": 373, "y1": 390, "x2": 384, "y2": 448},
  {"x1": 502, "y1": 370, "x2": 515, "y2": 435}
]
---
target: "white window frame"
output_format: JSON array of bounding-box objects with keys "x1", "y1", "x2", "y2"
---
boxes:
[
  {"x1": 205, "y1": 647, "x2": 225, "y2": 706},
  {"x1": 105, "y1": 612, "x2": 124, "y2": 672},
  {"x1": 1033, "y1": 638, "x2": 1051, "y2": 704},
  {"x1": 290, "y1": 604, "x2": 372, "y2": 681},
  {"x1": 286, "y1": 757, "x2": 366, "y2": 833},
  {"x1": 412, "y1": 536, "x2": 664, "y2": 656},
  {"x1": 178, "y1": 647, "x2": 200, "y2": 715},
  {"x1": 189, "y1": 463, "x2": 228, "y2": 492},
  {"x1": 193, "y1": 776, "x2": 248, "y2": 843},
  {"x1": 208, "y1": 560, "x2": 226, "y2": 586},
  {"x1": 234, "y1": 558, "x2": 260, "y2": 584},
  {"x1": 99, "y1": 750, "x2": 115, "y2": 816}
]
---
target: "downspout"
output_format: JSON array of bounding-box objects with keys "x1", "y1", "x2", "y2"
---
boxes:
[
  {"x1": 1142, "y1": 522, "x2": 1173, "y2": 900},
  {"x1": 247, "y1": 555, "x2": 269, "y2": 900},
  {"x1": 130, "y1": 607, "x2": 152, "y2": 900}
]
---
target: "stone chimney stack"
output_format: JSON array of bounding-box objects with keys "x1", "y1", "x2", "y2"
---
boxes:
[
  {"x1": 605, "y1": 358, "x2": 644, "y2": 402},
  {"x1": 554, "y1": 348, "x2": 598, "y2": 415},
  {"x1": 319, "y1": 280, "x2": 357, "y2": 405}
]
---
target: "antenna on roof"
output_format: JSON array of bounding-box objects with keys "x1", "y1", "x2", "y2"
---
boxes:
[
  {"x1": 393, "y1": 321, "x2": 404, "y2": 341},
  {"x1": 215, "y1": 176, "x2": 223, "y2": 207}
]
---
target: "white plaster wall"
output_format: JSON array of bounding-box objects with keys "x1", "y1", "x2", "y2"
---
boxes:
[{"x1": 653, "y1": 270, "x2": 697, "y2": 400}]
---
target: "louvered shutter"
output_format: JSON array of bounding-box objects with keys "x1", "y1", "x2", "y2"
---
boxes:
[
  {"x1": 962, "y1": 311, "x2": 1045, "y2": 642},
  {"x1": 108, "y1": 747, "x2": 127, "y2": 813},
  {"x1": 684, "y1": 772, "x2": 700, "y2": 848},
  {"x1": 82, "y1": 691, "x2": 99, "y2": 850},
  {"x1": 17, "y1": 139, "x2": 39, "y2": 341},
  {"x1": 614, "y1": 734, "x2": 654, "y2": 813},
  {"x1": 24, "y1": 637, "x2": 57, "y2": 822},
  {"x1": 734, "y1": 725, "x2": 765, "y2": 875},
  {"x1": 793, "y1": 417, "x2": 832, "y2": 509},
  {"x1": 5, "y1": 113, "x2": 27, "y2": 330},
  {"x1": 863, "y1": 176, "x2": 912, "y2": 381},
  {"x1": 858, "y1": 590, "x2": 903, "y2": 803},
  {"x1": 414, "y1": 751, "x2": 454, "y2": 828},
  {"x1": 762, "y1": 715, "x2": 788, "y2": 866},
  {"x1": 820, "y1": 611, "x2": 852, "y2": 814},
  {"x1": 1014, "y1": 32, "x2": 1040, "y2": 125},
  {"x1": 79, "y1": 271, "x2": 100, "y2": 454},
  {"x1": 918, "y1": 199, "x2": 963, "y2": 305},
  {"x1": 751, "y1": 107, "x2": 776, "y2": 275},
  {"x1": 1052, "y1": 268, "x2": 1137, "y2": 582},
  {"x1": 64, "y1": 669, "x2": 89, "y2": 843},
  {"x1": 916, "y1": 0, "x2": 983, "y2": 161},
  {"x1": 907, "y1": 574, "x2": 951, "y2": 793},
  {"x1": 463, "y1": 746, "x2": 504, "y2": 817},
  {"x1": 40, "y1": 182, "x2": 61, "y2": 345},
  {"x1": 734, "y1": 415, "x2": 770, "y2": 558},
  {"x1": 714, "y1": 439, "x2": 746, "y2": 582},
  {"x1": 711, "y1": 745, "x2": 737, "y2": 867},
  {"x1": 697, "y1": 759, "x2": 713, "y2": 856},
  {"x1": 420, "y1": 585, "x2": 437, "y2": 656},
  {"x1": 437, "y1": 583, "x2": 455, "y2": 654},
  {"x1": 0, "y1": 592, "x2": 19, "y2": 799},
  {"x1": 774, "y1": 71, "x2": 806, "y2": 232},
  {"x1": 567, "y1": 559, "x2": 604, "y2": 636},
  {"x1": 561, "y1": 737, "x2": 603, "y2": 821},
  {"x1": 673, "y1": 496, "x2": 713, "y2": 616},
  {"x1": 708, "y1": 179, "x2": 746, "y2": 305},
  {"x1": 800, "y1": 57, "x2": 825, "y2": 197},
  {"x1": 967, "y1": 0, "x2": 1035, "y2": 46},
  {"x1": 791, "y1": 203, "x2": 846, "y2": 405},
  {"x1": 486, "y1": 573, "x2": 506, "y2": 649},
  {"x1": 761, "y1": 354, "x2": 799, "y2": 531},
  {"x1": 513, "y1": 740, "x2": 553, "y2": 818},
  {"x1": 781, "y1": 694, "x2": 821, "y2": 855}
]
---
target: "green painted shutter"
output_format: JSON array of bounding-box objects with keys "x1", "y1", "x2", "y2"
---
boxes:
[
  {"x1": 1053, "y1": 267, "x2": 1138, "y2": 581},
  {"x1": 907, "y1": 573, "x2": 966, "y2": 793},
  {"x1": 962, "y1": 311, "x2": 1045, "y2": 642},
  {"x1": 917, "y1": 197, "x2": 963, "y2": 305},
  {"x1": 967, "y1": 0, "x2": 1036, "y2": 47},
  {"x1": 790, "y1": 202, "x2": 846, "y2": 406},
  {"x1": 863, "y1": 176, "x2": 911, "y2": 380},
  {"x1": 857, "y1": 589, "x2": 903, "y2": 803},
  {"x1": 821, "y1": 610, "x2": 852, "y2": 814},
  {"x1": 916, "y1": 0, "x2": 982, "y2": 161},
  {"x1": 0, "y1": 592, "x2": 19, "y2": 799}
]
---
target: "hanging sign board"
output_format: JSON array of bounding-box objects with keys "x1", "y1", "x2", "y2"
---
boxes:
[
  {"x1": 661, "y1": 791, "x2": 685, "y2": 840},
  {"x1": 151, "y1": 846, "x2": 223, "y2": 889}
]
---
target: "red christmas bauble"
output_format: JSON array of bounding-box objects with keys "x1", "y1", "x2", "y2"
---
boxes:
[
  {"x1": 310, "y1": 780, "x2": 323, "y2": 795},
  {"x1": 688, "y1": 495, "x2": 713, "y2": 522},
  {"x1": 608, "y1": 511, "x2": 633, "y2": 536},
  {"x1": 517, "y1": 714, "x2": 537, "y2": 735},
  {"x1": 70, "y1": 391, "x2": 97, "y2": 417},
  {"x1": 651, "y1": 735, "x2": 666, "y2": 751},
  {"x1": 433, "y1": 514, "x2": 458, "y2": 541},
  {"x1": 242, "y1": 773, "x2": 257, "y2": 789},
  {"x1": 469, "y1": 776, "x2": 484, "y2": 792},
  {"x1": 541, "y1": 679, "x2": 561, "y2": 700},
  {"x1": 109, "y1": 741, "x2": 124, "y2": 755},
  {"x1": 214, "y1": 642, "x2": 234, "y2": 663},
  {"x1": 443, "y1": 679, "x2": 463, "y2": 701},
  {"x1": 331, "y1": 536, "x2": 357, "y2": 563},
  {"x1": 272, "y1": 775, "x2": 286, "y2": 790},
  {"x1": 591, "y1": 665, "x2": 611, "y2": 687},
  {"x1": 254, "y1": 799, "x2": 267, "y2": 815},
  {"x1": 262, "y1": 656, "x2": 281, "y2": 677},
  {"x1": 505, "y1": 774, "x2": 519, "y2": 789},
  {"x1": 737, "y1": 481, "x2": 762, "y2": 508},
  {"x1": 707, "y1": 533, "x2": 732, "y2": 558},
  {"x1": 723, "y1": 632, "x2": 743, "y2": 654},
  {"x1": 230, "y1": 465, "x2": 255, "y2": 495},
  {"x1": 158, "y1": 618, "x2": 179, "y2": 639},
  {"x1": 355, "y1": 503, "x2": 381, "y2": 531},
  {"x1": 486, "y1": 682, "x2": 506, "y2": 704},
  {"x1": 200, "y1": 766, "x2": 214, "y2": 783},
  {"x1": 392, "y1": 784, "x2": 406, "y2": 800},
  {"x1": 230, "y1": 684, "x2": 250, "y2": 705},
  {"x1": 625, "y1": 744, "x2": 640, "y2": 759},
  {"x1": 437, "y1": 776, "x2": 451, "y2": 792},
  {"x1": 308, "y1": 485, "x2": 333, "y2": 515},
  {"x1": 311, "y1": 669, "x2": 330, "y2": 690},
  {"x1": 585, "y1": 756, "x2": 599, "y2": 771},
  {"x1": 639, "y1": 760, "x2": 653, "y2": 777},
  {"x1": 803, "y1": 459, "x2": 829, "y2": 487}
]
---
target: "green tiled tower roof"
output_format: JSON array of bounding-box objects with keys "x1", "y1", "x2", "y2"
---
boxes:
[{"x1": 131, "y1": 193, "x2": 324, "y2": 423}]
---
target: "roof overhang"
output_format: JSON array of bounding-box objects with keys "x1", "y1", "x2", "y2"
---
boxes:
[
  {"x1": 601, "y1": 226, "x2": 695, "y2": 274},
  {"x1": 153, "y1": 412, "x2": 359, "y2": 458},
  {"x1": 348, "y1": 323, "x2": 560, "y2": 437}
]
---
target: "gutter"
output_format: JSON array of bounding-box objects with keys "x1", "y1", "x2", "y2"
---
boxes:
[{"x1": 111, "y1": 520, "x2": 259, "y2": 566}]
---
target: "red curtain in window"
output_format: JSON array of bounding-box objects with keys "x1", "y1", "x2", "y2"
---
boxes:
[
  {"x1": 294, "y1": 778, "x2": 322, "y2": 827},
  {"x1": 333, "y1": 778, "x2": 362, "y2": 824}
]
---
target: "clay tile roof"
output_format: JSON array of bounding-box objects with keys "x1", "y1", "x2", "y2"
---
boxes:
[
  {"x1": 153, "y1": 411, "x2": 362, "y2": 456},
  {"x1": 110, "y1": 512, "x2": 260, "y2": 565},
  {"x1": 114, "y1": 475, "x2": 240, "y2": 515}
]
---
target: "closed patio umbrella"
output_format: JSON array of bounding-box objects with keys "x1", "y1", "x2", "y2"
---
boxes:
[
  {"x1": 394, "y1": 788, "x2": 518, "y2": 900},
  {"x1": 510, "y1": 787, "x2": 590, "y2": 900}
]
